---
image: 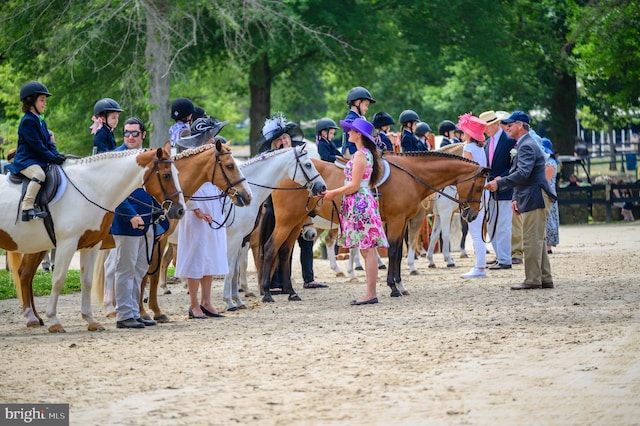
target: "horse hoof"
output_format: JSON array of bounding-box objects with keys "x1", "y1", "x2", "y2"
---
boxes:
[
  {"x1": 237, "y1": 304, "x2": 248, "y2": 310},
  {"x1": 88, "y1": 322, "x2": 105, "y2": 332},
  {"x1": 348, "y1": 278, "x2": 359, "y2": 283},
  {"x1": 378, "y1": 264, "x2": 387, "y2": 270},
  {"x1": 141, "y1": 315, "x2": 153, "y2": 321},
  {"x1": 428, "y1": 264, "x2": 436, "y2": 268},
  {"x1": 401, "y1": 290, "x2": 411, "y2": 296},
  {"x1": 244, "y1": 292, "x2": 256, "y2": 298},
  {"x1": 410, "y1": 270, "x2": 419, "y2": 276},
  {"x1": 26, "y1": 321, "x2": 41, "y2": 328},
  {"x1": 288, "y1": 294, "x2": 302, "y2": 302},
  {"x1": 154, "y1": 314, "x2": 170, "y2": 323},
  {"x1": 226, "y1": 306, "x2": 238, "y2": 312},
  {"x1": 106, "y1": 312, "x2": 116, "y2": 319},
  {"x1": 48, "y1": 324, "x2": 66, "y2": 333},
  {"x1": 262, "y1": 295, "x2": 275, "y2": 303},
  {"x1": 447, "y1": 263, "x2": 456, "y2": 268},
  {"x1": 390, "y1": 290, "x2": 402, "y2": 298},
  {"x1": 163, "y1": 290, "x2": 172, "y2": 295},
  {"x1": 335, "y1": 272, "x2": 346, "y2": 278}
]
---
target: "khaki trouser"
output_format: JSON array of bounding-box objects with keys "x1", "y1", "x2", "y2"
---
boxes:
[
  {"x1": 511, "y1": 212, "x2": 523, "y2": 260},
  {"x1": 20, "y1": 164, "x2": 46, "y2": 211},
  {"x1": 521, "y1": 190, "x2": 553, "y2": 285}
]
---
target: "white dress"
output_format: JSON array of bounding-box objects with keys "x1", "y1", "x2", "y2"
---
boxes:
[{"x1": 175, "y1": 182, "x2": 229, "y2": 279}]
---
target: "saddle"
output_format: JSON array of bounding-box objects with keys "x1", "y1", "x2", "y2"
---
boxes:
[{"x1": 9, "y1": 165, "x2": 62, "y2": 244}]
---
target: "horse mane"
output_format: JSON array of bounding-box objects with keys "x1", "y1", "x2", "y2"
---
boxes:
[
  {"x1": 173, "y1": 143, "x2": 215, "y2": 160},
  {"x1": 75, "y1": 148, "x2": 144, "y2": 164},
  {"x1": 382, "y1": 150, "x2": 478, "y2": 165},
  {"x1": 240, "y1": 146, "x2": 295, "y2": 168}
]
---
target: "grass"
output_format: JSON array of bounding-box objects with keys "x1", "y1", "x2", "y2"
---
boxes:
[{"x1": 0, "y1": 267, "x2": 82, "y2": 300}]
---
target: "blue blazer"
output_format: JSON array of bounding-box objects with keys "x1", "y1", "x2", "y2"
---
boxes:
[
  {"x1": 7, "y1": 112, "x2": 61, "y2": 174},
  {"x1": 485, "y1": 130, "x2": 516, "y2": 201},
  {"x1": 401, "y1": 129, "x2": 425, "y2": 152},
  {"x1": 496, "y1": 134, "x2": 557, "y2": 213},
  {"x1": 93, "y1": 125, "x2": 116, "y2": 153},
  {"x1": 110, "y1": 144, "x2": 169, "y2": 237},
  {"x1": 341, "y1": 110, "x2": 361, "y2": 155},
  {"x1": 318, "y1": 137, "x2": 343, "y2": 162}
]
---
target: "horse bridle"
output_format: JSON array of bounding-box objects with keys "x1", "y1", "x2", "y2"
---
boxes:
[
  {"x1": 210, "y1": 147, "x2": 247, "y2": 199},
  {"x1": 142, "y1": 157, "x2": 183, "y2": 214},
  {"x1": 247, "y1": 146, "x2": 322, "y2": 194},
  {"x1": 385, "y1": 159, "x2": 487, "y2": 214}
]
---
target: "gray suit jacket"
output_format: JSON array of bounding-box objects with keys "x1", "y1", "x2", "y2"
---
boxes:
[{"x1": 496, "y1": 134, "x2": 556, "y2": 213}]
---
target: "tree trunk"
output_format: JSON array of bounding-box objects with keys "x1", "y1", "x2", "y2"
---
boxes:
[
  {"x1": 144, "y1": 0, "x2": 170, "y2": 149},
  {"x1": 249, "y1": 52, "x2": 271, "y2": 157},
  {"x1": 549, "y1": 70, "x2": 577, "y2": 157}
]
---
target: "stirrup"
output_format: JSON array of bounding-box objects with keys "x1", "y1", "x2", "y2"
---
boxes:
[{"x1": 21, "y1": 208, "x2": 48, "y2": 222}]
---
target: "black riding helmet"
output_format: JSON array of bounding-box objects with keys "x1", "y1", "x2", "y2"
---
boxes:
[
  {"x1": 438, "y1": 120, "x2": 458, "y2": 135},
  {"x1": 315, "y1": 118, "x2": 338, "y2": 133},
  {"x1": 20, "y1": 81, "x2": 52, "y2": 101},
  {"x1": 372, "y1": 112, "x2": 395, "y2": 129},
  {"x1": 171, "y1": 97, "x2": 195, "y2": 121},
  {"x1": 346, "y1": 86, "x2": 376, "y2": 106},
  {"x1": 414, "y1": 122, "x2": 432, "y2": 138},
  {"x1": 93, "y1": 98, "x2": 123, "y2": 116},
  {"x1": 399, "y1": 110, "x2": 420, "y2": 125}
]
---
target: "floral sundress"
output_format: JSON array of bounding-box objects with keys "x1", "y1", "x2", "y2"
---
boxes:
[{"x1": 338, "y1": 148, "x2": 389, "y2": 249}]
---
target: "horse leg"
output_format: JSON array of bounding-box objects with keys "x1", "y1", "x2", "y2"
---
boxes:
[
  {"x1": 375, "y1": 250, "x2": 386, "y2": 269},
  {"x1": 158, "y1": 242, "x2": 175, "y2": 294},
  {"x1": 426, "y1": 214, "x2": 441, "y2": 268},
  {"x1": 11, "y1": 252, "x2": 45, "y2": 327},
  {"x1": 223, "y1": 244, "x2": 241, "y2": 311},
  {"x1": 441, "y1": 212, "x2": 455, "y2": 267},
  {"x1": 238, "y1": 244, "x2": 254, "y2": 298},
  {"x1": 144, "y1": 238, "x2": 170, "y2": 322},
  {"x1": 385, "y1": 221, "x2": 407, "y2": 298},
  {"x1": 42, "y1": 242, "x2": 76, "y2": 332},
  {"x1": 324, "y1": 229, "x2": 346, "y2": 278},
  {"x1": 406, "y1": 214, "x2": 422, "y2": 276},
  {"x1": 345, "y1": 248, "x2": 359, "y2": 282},
  {"x1": 79, "y1": 247, "x2": 105, "y2": 331},
  {"x1": 460, "y1": 216, "x2": 469, "y2": 258}
]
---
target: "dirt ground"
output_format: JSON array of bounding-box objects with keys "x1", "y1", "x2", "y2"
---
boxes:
[{"x1": 0, "y1": 223, "x2": 639, "y2": 426}]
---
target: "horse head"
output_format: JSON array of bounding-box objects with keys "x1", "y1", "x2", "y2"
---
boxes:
[
  {"x1": 292, "y1": 144, "x2": 327, "y2": 196},
  {"x1": 213, "y1": 139, "x2": 252, "y2": 207},
  {"x1": 140, "y1": 148, "x2": 185, "y2": 220},
  {"x1": 456, "y1": 165, "x2": 491, "y2": 223}
]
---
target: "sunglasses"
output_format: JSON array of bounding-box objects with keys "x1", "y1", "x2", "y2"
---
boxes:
[{"x1": 123, "y1": 130, "x2": 141, "y2": 137}]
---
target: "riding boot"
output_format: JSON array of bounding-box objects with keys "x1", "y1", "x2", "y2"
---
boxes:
[{"x1": 21, "y1": 179, "x2": 48, "y2": 222}]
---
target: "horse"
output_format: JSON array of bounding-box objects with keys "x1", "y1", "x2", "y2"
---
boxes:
[
  {"x1": 4, "y1": 148, "x2": 184, "y2": 332},
  {"x1": 252, "y1": 151, "x2": 489, "y2": 300},
  {"x1": 222, "y1": 145, "x2": 327, "y2": 310}
]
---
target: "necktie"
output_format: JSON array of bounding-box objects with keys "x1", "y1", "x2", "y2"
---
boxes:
[{"x1": 488, "y1": 136, "x2": 495, "y2": 166}]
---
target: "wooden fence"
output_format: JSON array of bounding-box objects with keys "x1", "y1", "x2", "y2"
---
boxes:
[{"x1": 557, "y1": 182, "x2": 640, "y2": 223}]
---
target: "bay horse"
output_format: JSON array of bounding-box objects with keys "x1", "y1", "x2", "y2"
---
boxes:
[
  {"x1": 222, "y1": 145, "x2": 326, "y2": 310},
  {"x1": 253, "y1": 151, "x2": 489, "y2": 300},
  {"x1": 4, "y1": 148, "x2": 184, "y2": 332}
]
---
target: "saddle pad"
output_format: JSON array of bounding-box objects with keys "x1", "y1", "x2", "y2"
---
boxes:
[{"x1": 6, "y1": 165, "x2": 67, "y2": 205}]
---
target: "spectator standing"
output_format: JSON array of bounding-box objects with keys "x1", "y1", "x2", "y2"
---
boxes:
[
  {"x1": 457, "y1": 113, "x2": 488, "y2": 279},
  {"x1": 321, "y1": 118, "x2": 388, "y2": 305},
  {"x1": 91, "y1": 98, "x2": 123, "y2": 154},
  {"x1": 8, "y1": 81, "x2": 66, "y2": 222},
  {"x1": 111, "y1": 117, "x2": 169, "y2": 328},
  {"x1": 485, "y1": 111, "x2": 556, "y2": 290},
  {"x1": 479, "y1": 110, "x2": 515, "y2": 270}
]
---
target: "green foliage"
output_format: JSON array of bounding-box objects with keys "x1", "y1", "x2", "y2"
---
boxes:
[{"x1": 0, "y1": 269, "x2": 82, "y2": 300}]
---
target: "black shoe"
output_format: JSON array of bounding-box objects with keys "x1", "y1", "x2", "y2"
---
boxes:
[
  {"x1": 116, "y1": 318, "x2": 145, "y2": 329},
  {"x1": 21, "y1": 208, "x2": 48, "y2": 222},
  {"x1": 542, "y1": 281, "x2": 554, "y2": 289},
  {"x1": 136, "y1": 317, "x2": 157, "y2": 326},
  {"x1": 378, "y1": 264, "x2": 387, "y2": 270},
  {"x1": 488, "y1": 263, "x2": 512, "y2": 270},
  {"x1": 510, "y1": 283, "x2": 542, "y2": 290},
  {"x1": 511, "y1": 258, "x2": 523, "y2": 265},
  {"x1": 188, "y1": 308, "x2": 207, "y2": 319},
  {"x1": 355, "y1": 266, "x2": 364, "y2": 271},
  {"x1": 350, "y1": 297, "x2": 378, "y2": 305},
  {"x1": 200, "y1": 305, "x2": 225, "y2": 317}
]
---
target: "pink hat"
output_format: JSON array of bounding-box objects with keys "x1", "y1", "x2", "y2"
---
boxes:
[{"x1": 457, "y1": 113, "x2": 487, "y2": 142}]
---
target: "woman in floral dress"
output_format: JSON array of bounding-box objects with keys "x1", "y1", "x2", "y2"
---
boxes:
[{"x1": 321, "y1": 118, "x2": 388, "y2": 305}]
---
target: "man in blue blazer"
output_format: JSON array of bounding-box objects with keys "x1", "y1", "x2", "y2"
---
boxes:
[
  {"x1": 485, "y1": 111, "x2": 556, "y2": 290},
  {"x1": 480, "y1": 110, "x2": 516, "y2": 270}
]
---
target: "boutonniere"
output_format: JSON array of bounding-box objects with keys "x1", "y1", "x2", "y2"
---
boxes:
[{"x1": 510, "y1": 148, "x2": 518, "y2": 159}]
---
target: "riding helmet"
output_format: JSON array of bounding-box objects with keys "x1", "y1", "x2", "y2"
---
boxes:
[
  {"x1": 93, "y1": 98, "x2": 124, "y2": 116},
  {"x1": 372, "y1": 112, "x2": 395, "y2": 128},
  {"x1": 20, "y1": 81, "x2": 52, "y2": 101},
  {"x1": 346, "y1": 86, "x2": 376, "y2": 105},
  {"x1": 171, "y1": 97, "x2": 195, "y2": 121},
  {"x1": 399, "y1": 110, "x2": 420, "y2": 125},
  {"x1": 414, "y1": 122, "x2": 432, "y2": 137},
  {"x1": 315, "y1": 118, "x2": 339, "y2": 133},
  {"x1": 438, "y1": 120, "x2": 458, "y2": 135}
]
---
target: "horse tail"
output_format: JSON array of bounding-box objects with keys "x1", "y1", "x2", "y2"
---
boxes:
[
  {"x1": 91, "y1": 249, "x2": 110, "y2": 305},
  {"x1": 7, "y1": 252, "x2": 24, "y2": 304}
]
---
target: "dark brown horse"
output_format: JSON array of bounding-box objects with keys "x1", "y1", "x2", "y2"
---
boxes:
[{"x1": 255, "y1": 151, "x2": 489, "y2": 301}]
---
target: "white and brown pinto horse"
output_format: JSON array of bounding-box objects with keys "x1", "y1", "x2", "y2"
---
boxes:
[{"x1": 4, "y1": 148, "x2": 184, "y2": 332}]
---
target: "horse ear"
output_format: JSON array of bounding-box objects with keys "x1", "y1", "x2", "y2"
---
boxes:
[
  {"x1": 162, "y1": 140, "x2": 171, "y2": 153},
  {"x1": 156, "y1": 147, "x2": 165, "y2": 159},
  {"x1": 215, "y1": 138, "x2": 222, "y2": 152}
]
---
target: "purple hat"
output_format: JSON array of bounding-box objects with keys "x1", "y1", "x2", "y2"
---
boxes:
[
  {"x1": 502, "y1": 110, "x2": 531, "y2": 124},
  {"x1": 339, "y1": 118, "x2": 376, "y2": 144}
]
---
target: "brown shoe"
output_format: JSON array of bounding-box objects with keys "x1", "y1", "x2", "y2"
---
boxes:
[
  {"x1": 511, "y1": 258, "x2": 523, "y2": 264},
  {"x1": 542, "y1": 281, "x2": 554, "y2": 289},
  {"x1": 510, "y1": 283, "x2": 542, "y2": 290}
]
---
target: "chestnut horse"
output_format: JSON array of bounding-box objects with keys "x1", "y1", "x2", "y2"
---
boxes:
[
  {"x1": 5, "y1": 148, "x2": 184, "y2": 332},
  {"x1": 254, "y1": 151, "x2": 489, "y2": 300}
]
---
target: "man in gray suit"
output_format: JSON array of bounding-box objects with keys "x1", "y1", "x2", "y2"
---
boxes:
[{"x1": 484, "y1": 111, "x2": 556, "y2": 290}]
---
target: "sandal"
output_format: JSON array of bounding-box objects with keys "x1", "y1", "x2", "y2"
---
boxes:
[{"x1": 303, "y1": 281, "x2": 329, "y2": 289}]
